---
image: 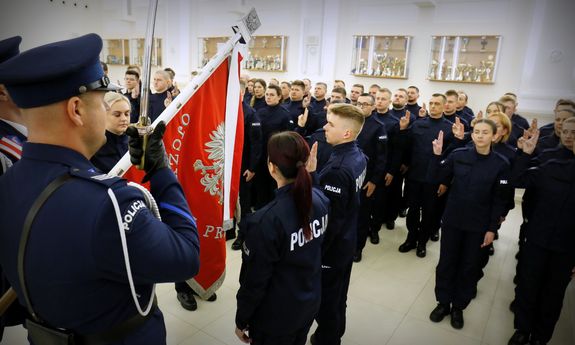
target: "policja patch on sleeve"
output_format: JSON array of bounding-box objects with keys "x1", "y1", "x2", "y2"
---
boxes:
[{"x1": 122, "y1": 199, "x2": 148, "y2": 232}]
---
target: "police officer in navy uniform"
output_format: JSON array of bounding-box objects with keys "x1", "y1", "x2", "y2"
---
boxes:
[
  {"x1": 310, "y1": 103, "x2": 367, "y2": 345},
  {"x1": 428, "y1": 119, "x2": 510, "y2": 330},
  {"x1": 0, "y1": 34, "x2": 200, "y2": 344},
  {"x1": 0, "y1": 35, "x2": 27, "y2": 343},
  {"x1": 508, "y1": 128, "x2": 575, "y2": 345},
  {"x1": 398, "y1": 93, "x2": 457, "y2": 258},
  {"x1": 354, "y1": 93, "x2": 387, "y2": 261},
  {"x1": 230, "y1": 79, "x2": 262, "y2": 250},
  {"x1": 235, "y1": 131, "x2": 329, "y2": 345}
]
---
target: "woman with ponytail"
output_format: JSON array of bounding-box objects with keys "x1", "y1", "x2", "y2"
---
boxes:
[{"x1": 235, "y1": 131, "x2": 330, "y2": 345}]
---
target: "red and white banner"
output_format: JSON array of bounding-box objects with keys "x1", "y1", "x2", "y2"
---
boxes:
[{"x1": 118, "y1": 43, "x2": 244, "y2": 298}]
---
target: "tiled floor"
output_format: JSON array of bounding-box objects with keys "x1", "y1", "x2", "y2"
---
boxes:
[{"x1": 3, "y1": 202, "x2": 574, "y2": 345}]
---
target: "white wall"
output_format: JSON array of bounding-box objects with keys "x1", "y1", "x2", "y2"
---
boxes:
[{"x1": 2, "y1": 0, "x2": 574, "y2": 123}]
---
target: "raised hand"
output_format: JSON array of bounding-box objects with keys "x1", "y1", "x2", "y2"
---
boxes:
[
  {"x1": 164, "y1": 90, "x2": 173, "y2": 108},
  {"x1": 399, "y1": 110, "x2": 411, "y2": 130},
  {"x1": 432, "y1": 130, "x2": 444, "y2": 156},
  {"x1": 363, "y1": 181, "x2": 376, "y2": 197},
  {"x1": 452, "y1": 117, "x2": 465, "y2": 140},
  {"x1": 437, "y1": 184, "x2": 448, "y2": 197},
  {"x1": 297, "y1": 107, "x2": 309, "y2": 128},
  {"x1": 519, "y1": 128, "x2": 540, "y2": 155},
  {"x1": 306, "y1": 141, "x2": 318, "y2": 173},
  {"x1": 526, "y1": 118, "x2": 538, "y2": 137},
  {"x1": 243, "y1": 169, "x2": 255, "y2": 182},
  {"x1": 419, "y1": 103, "x2": 427, "y2": 118},
  {"x1": 476, "y1": 110, "x2": 483, "y2": 120},
  {"x1": 384, "y1": 173, "x2": 394, "y2": 187},
  {"x1": 302, "y1": 95, "x2": 311, "y2": 109}
]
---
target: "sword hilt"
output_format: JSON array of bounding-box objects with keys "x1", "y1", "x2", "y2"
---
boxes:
[{"x1": 132, "y1": 116, "x2": 153, "y2": 170}]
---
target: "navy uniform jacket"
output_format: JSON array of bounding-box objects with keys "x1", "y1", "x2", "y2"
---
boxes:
[
  {"x1": 236, "y1": 185, "x2": 329, "y2": 334},
  {"x1": 357, "y1": 114, "x2": 387, "y2": 185},
  {"x1": 319, "y1": 141, "x2": 367, "y2": 267},
  {"x1": 0, "y1": 119, "x2": 26, "y2": 164},
  {"x1": 296, "y1": 108, "x2": 327, "y2": 138},
  {"x1": 309, "y1": 98, "x2": 327, "y2": 114},
  {"x1": 250, "y1": 95, "x2": 266, "y2": 111},
  {"x1": 405, "y1": 103, "x2": 421, "y2": 117},
  {"x1": 306, "y1": 129, "x2": 332, "y2": 174},
  {"x1": 428, "y1": 146, "x2": 510, "y2": 233},
  {"x1": 256, "y1": 104, "x2": 293, "y2": 164},
  {"x1": 511, "y1": 153, "x2": 575, "y2": 254},
  {"x1": 241, "y1": 103, "x2": 262, "y2": 172},
  {"x1": 402, "y1": 116, "x2": 454, "y2": 183},
  {"x1": 508, "y1": 113, "x2": 530, "y2": 147},
  {"x1": 0, "y1": 143, "x2": 200, "y2": 344},
  {"x1": 282, "y1": 99, "x2": 305, "y2": 125},
  {"x1": 456, "y1": 106, "x2": 475, "y2": 124},
  {"x1": 538, "y1": 123, "x2": 554, "y2": 138},
  {"x1": 148, "y1": 91, "x2": 168, "y2": 123},
  {"x1": 91, "y1": 130, "x2": 128, "y2": 173},
  {"x1": 444, "y1": 112, "x2": 470, "y2": 131},
  {"x1": 375, "y1": 110, "x2": 402, "y2": 176},
  {"x1": 123, "y1": 90, "x2": 141, "y2": 124},
  {"x1": 389, "y1": 107, "x2": 416, "y2": 123},
  {"x1": 536, "y1": 133, "x2": 559, "y2": 152}
]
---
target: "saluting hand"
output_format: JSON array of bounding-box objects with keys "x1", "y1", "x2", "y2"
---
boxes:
[
  {"x1": 399, "y1": 110, "x2": 411, "y2": 130},
  {"x1": 306, "y1": 142, "x2": 318, "y2": 173},
  {"x1": 302, "y1": 95, "x2": 311, "y2": 109},
  {"x1": 298, "y1": 107, "x2": 309, "y2": 128},
  {"x1": 437, "y1": 184, "x2": 448, "y2": 197},
  {"x1": 481, "y1": 231, "x2": 495, "y2": 248},
  {"x1": 432, "y1": 130, "x2": 444, "y2": 156},
  {"x1": 476, "y1": 110, "x2": 483, "y2": 120},
  {"x1": 164, "y1": 90, "x2": 173, "y2": 108},
  {"x1": 384, "y1": 173, "x2": 394, "y2": 187},
  {"x1": 526, "y1": 118, "x2": 538, "y2": 137},
  {"x1": 243, "y1": 170, "x2": 255, "y2": 182},
  {"x1": 419, "y1": 103, "x2": 427, "y2": 118},
  {"x1": 518, "y1": 128, "x2": 539, "y2": 155},
  {"x1": 452, "y1": 117, "x2": 465, "y2": 140}
]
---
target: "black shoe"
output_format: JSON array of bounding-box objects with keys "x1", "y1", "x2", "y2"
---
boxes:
[
  {"x1": 231, "y1": 238, "x2": 243, "y2": 251},
  {"x1": 488, "y1": 244, "x2": 495, "y2": 256},
  {"x1": 494, "y1": 232, "x2": 499, "y2": 240},
  {"x1": 508, "y1": 330, "x2": 530, "y2": 345},
  {"x1": 177, "y1": 292, "x2": 197, "y2": 311},
  {"x1": 310, "y1": 333, "x2": 316, "y2": 345},
  {"x1": 510, "y1": 299, "x2": 517, "y2": 313},
  {"x1": 353, "y1": 251, "x2": 362, "y2": 262},
  {"x1": 430, "y1": 232, "x2": 440, "y2": 242},
  {"x1": 450, "y1": 307, "x2": 464, "y2": 329},
  {"x1": 399, "y1": 208, "x2": 408, "y2": 218},
  {"x1": 370, "y1": 231, "x2": 380, "y2": 244},
  {"x1": 192, "y1": 290, "x2": 217, "y2": 302},
  {"x1": 515, "y1": 251, "x2": 520, "y2": 260},
  {"x1": 385, "y1": 221, "x2": 395, "y2": 230},
  {"x1": 225, "y1": 229, "x2": 236, "y2": 241},
  {"x1": 429, "y1": 303, "x2": 451, "y2": 322},
  {"x1": 416, "y1": 245, "x2": 426, "y2": 258},
  {"x1": 398, "y1": 241, "x2": 417, "y2": 253},
  {"x1": 513, "y1": 275, "x2": 519, "y2": 285}
]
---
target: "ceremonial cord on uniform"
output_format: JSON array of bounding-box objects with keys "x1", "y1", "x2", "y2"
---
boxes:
[{"x1": 108, "y1": 188, "x2": 157, "y2": 317}]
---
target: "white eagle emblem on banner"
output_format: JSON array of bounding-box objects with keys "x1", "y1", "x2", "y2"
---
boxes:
[{"x1": 193, "y1": 122, "x2": 224, "y2": 204}]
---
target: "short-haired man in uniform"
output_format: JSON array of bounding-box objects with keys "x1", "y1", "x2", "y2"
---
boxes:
[
  {"x1": 500, "y1": 93, "x2": 529, "y2": 147},
  {"x1": 349, "y1": 84, "x2": 364, "y2": 106},
  {"x1": 310, "y1": 103, "x2": 367, "y2": 345},
  {"x1": 0, "y1": 34, "x2": 200, "y2": 345},
  {"x1": 123, "y1": 69, "x2": 141, "y2": 123}
]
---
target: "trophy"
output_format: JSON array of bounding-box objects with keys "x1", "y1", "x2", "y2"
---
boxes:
[
  {"x1": 429, "y1": 59, "x2": 439, "y2": 79},
  {"x1": 461, "y1": 37, "x2": 469, "y2": 53},
  {"x1": 484, "y1": 55, "x2": 495, "y2": 81},
  {"x1": 359, "y1": 58, "x2": 367, "y2": 75},
  {"x1": 456, "y1": 63, "x2": 467, "y2": 81},
  {"x1": 261, "y1": 38, "x2": 267, "y2": 48},
  {"x1": 480, "y1": 36, "x2": 488, "y2": 52},
  {"x1": 444, "y1": 63, "x2": 452, "y2": 81},
  {"x1": 384, "y1": 38, "x2": 391, "y2": 50}
]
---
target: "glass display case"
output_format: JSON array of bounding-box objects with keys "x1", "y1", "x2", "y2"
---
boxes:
[
  {"x1": 103, "y1": 39, "x2": 130, "y2": 65},
  {"x1": 428, "y1": 35, "x2": 501, "y2": 84},
  {"x1": 130, "y1": 38, "x2": 162, "y2": 66},
  {"x1": 198, "y1": 37, "x2": 230, "y2": 68},
  {"x1": 243, "y1": 35, "x2": 287, "y2": 72},
  {"x1": 102, "y1": 38, "x2": 162, "y2": 66},
  {"x1": 350, "y1": 35, "x2": 411, "y2": 79}
]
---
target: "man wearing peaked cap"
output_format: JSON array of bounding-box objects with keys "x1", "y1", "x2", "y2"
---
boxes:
[{"x1": 0, "y1": 33, "x2": 201, "y2": 344}]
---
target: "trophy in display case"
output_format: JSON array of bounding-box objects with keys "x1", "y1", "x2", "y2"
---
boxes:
[
  {"x1": 428, "y1": 35, "x2": 501, "y2": 83},
  {"x1": 351, "y1": 35, "x2": 411, "y2": 79},
  {"x1": 242, "y1": 35, "x2": 287, "y2": 71}
]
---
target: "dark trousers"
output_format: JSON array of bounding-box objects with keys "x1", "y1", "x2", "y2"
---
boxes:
[
  {"x1": 405, "y1": 180, "x2": 443, "y2": 245},
  {"x1": 234, "y1": 176, "x2": 255, "y2": 242},
  {"x1": 514, "y1": 240, "x2": 574, "y2": 343},
  {"x1": 385, "y1": 175, "x2": 403, "y2": 222},
  {"x1": 250, "y1": 320, "x2": 313, "y2": 345},
  {"x1": 253, "y1": 164, "x2": 276, "y2": 210},
  {"x1": 314, "y1": 261, "x2": 353, "y2": 345},
  {"x1": 370, "y1": 178, "x2": 398, "y2": 232},
  {"x1": 356, "y1": 188, "x2": 375, "y2": 252},
  {"x1": 175, "y1": 281, "x2": 193, "y2": 294},
  {"x1": 435, "y1": 226, "x2": 484, "y2": 309}
]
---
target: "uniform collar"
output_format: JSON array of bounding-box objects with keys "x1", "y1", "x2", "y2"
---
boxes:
[
  {"x1": 22, "y1": 142, "x2": 95, "y2": 171},
  {"x1": 275, "y1": 183, "x2": 293, "y2": 196},
  {"x1": 0, "y1": 119, "x2": 28, "y2": 137},
  {"x1": 333, "y1": 140, "x2": 356, "y2": 153}
]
